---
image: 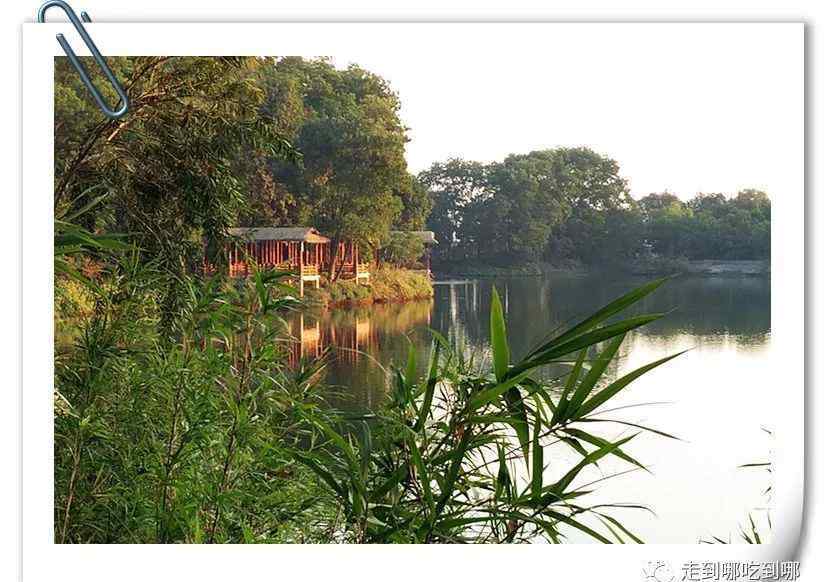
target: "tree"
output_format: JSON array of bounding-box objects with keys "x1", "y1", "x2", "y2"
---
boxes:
[
  {"x1": 258, "y1": 58, "x2": 411, "y2": 279},
  {"x1": 419, "y1": 158, "x2": 489, "y2": 260},
  {"x1": 379, "y1": 232, "x2": 426, "y2": 268},
  {"x1": 55, "y1": 56, "x2": 298, "y2": 273},
  {"x1": 421, "y1": 148, "x2": 633, "y2": 266},
  {"x1": 394, "y1": 175, "x2": 433, "y2": 230}
]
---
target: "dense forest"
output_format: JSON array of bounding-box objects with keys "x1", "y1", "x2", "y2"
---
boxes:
[
  {"x1": 57, "y1": 56, "x2": 769, "y2": 285},
  {"x1": 56, "y1": 57, "x2": 431, "y2": 284},
  {"x1": 421, "y1": 153, "x2": 771, "y2": 269}
]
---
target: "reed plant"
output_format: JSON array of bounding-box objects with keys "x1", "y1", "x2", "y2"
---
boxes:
[
  {"x1": 55, "y1": 200, "x2": 683, "y2": 543},
  {"x1": 296, "y1": 279, "x2": 682, "y2": 543},
  {"x1": 54, "y1": 260, "x2": 333, "y2": 543}
]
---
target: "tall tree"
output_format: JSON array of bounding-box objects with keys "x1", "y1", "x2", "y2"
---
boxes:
[
  {"x1": 257, "y1": 58, "x2": 411, "y2": 278},
  {"x1": 419, "y1": 158, "x2": 489, "y2": 259},
  {"x1": 55, "y1": 56, "x2": 298, "y2": 272}
]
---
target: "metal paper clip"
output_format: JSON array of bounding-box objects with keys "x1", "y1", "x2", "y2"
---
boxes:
[{"x1": 37, "y1": 0, "x2": 129, "y2": 119}]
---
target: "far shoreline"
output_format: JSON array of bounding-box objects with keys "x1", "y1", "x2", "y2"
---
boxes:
[{"x1": 433, "y1": 259, "x2": 771, "y2": 280}]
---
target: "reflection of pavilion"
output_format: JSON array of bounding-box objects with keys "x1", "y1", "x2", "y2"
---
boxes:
[
  {"x1": 288, "y1": 312, "x2": 377, "y2": 366},
  {"x1": 434, "y1": 279, "x2": 482, "y2": 325},
  {"x1": 286, "y1": 301, "x2": 433, "y2": 368}
]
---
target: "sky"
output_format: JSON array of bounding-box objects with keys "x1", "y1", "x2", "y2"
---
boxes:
[{"x1": 331, "y1": 23, "x2": 802, "y2": 201}]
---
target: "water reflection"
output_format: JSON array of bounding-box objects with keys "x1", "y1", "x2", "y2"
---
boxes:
[
  {"x1": 286, "y1": 274, "x2": 772, "y2": 544},
  {"x1": 288, "y1": 274, "x2": 770, "y2": 409},
  {"x1": 288, "y1": 301, "x2": 434, "y2": 410}
]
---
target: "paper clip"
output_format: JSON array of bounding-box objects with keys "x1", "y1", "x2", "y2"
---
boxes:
[{"x1": 37, "y1": 0, "x2": 129, "y2": 119}]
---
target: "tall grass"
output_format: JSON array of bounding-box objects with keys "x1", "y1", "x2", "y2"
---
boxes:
[
  {"x1": 54, "y1": 260, "x2": 333, "y2": 543},
  {"x1": 296, "y1": 279, "x2": 682, "y2": 543},
  {"x1": 55, "y1": 210, "x2": 681, "y2": 543}
]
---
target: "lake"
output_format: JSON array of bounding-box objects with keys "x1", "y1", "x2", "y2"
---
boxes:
[{"x1": 287, "y1": 273, "x2": 772, "y2": 544}]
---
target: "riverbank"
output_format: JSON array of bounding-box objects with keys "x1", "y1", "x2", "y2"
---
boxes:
[
  {"x1": 434, "y1": 259, "x2": 770, "y2": 279},
  {"x1": 308, "y1": 265, "x2": 433, "y2": 308}
]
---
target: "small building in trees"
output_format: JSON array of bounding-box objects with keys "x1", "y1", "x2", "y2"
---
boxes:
[{"x1": 222, "y1": 226, "x2": 368, "y2": 295}]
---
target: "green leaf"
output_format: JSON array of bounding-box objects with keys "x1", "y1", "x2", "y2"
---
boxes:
[
  {"x1": 531, "y1": 419, "x2": 544, "y2": 500},
  {"x1": 468, "y1": 369, "x2": 533, "y2": 411},
  {"x1": 552, "y1": 349, "x2": 586, "y2": 425},
  {"x1": 552, "y1": 434, "x2": 638, "y2": 493},
  {"x1": 562, "y1": 427, "x2": 648, "y2": 472},
  {"x1": 525, "y1": 277, "x2": 669, "y2": 360},
  {"x1": 544, "y1": 510, "x2": 613, "y2": 544},
  {"x1": 293, "y1": 453, "x2": 346, "y2": 500},
  {"x1": 567, "y1": 333, "x2": 625, "y2": 414},
  {"x1": 358, "y1": 420, "x2": 372, "y2": 479},
  {"x1": 495, "y1": 443, "x2": 512, "y2": 502},
  {"x1": 405, "y1": 341, "x2": 418, "y2": 388},
  {"x1": 507, "y1": 314, "x2": 664, "y2": 380},
  {"x1": 504, "y1": 386, "x2": 531, "y2": 468},
  {"x1": 415, "y1": 342, "x2": 441, "y2": 432},
  {"x1": 490, "y1": 286, "x2": 510, "y2": 381},
  {"x1": 577, "y1": 418, "x2": 681, "y2": 440},
  {"x1": 575, "y1": 350, "x2": 687, "y2": 418},
  {"x1": 409, "y1": 436, "x2": 435, "y2": 515}
]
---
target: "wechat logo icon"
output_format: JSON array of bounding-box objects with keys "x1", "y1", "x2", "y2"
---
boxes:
[{"x1": 642, "y1": 561, "x2": 675, "y2": 582}]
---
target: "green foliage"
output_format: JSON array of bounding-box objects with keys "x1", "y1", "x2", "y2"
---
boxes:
[
  {"x1": 256, "y1": 58, "x2": 416, "y2": 273},
  {"x1": 379, "y1": 232, "x2": 426, "y2": 268},
  {"x1": 298, "y1": 279, "x2": 681, "y2": 543},
  {"x1": 421, "y1": 150, "x2": 770, "y2": 270},
  {"x1": 54, "y1": 260, "x2": 333, "y2": 543},
  {"x1": 322, "y1": 279, "x2": 374, "y2": 305},
  {"x1": 369, "y1": 266, "x2": 433, "y2": 303},
  {"x1": 315, "y1": 267, "x2": 433, "y2": 306},
  {"x1": 55, "y1": 57, "x2": 299, "y2": 276}
]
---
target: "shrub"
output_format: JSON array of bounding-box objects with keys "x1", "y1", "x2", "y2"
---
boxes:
[
  {"x1": 297, "y1": 278, "x2": 682, "y2": 543},
  {"x1": 54, "y1": 265, "x2": 332, "y2": 543},
  {"x1": 379, "y1": 232, "x2": 426, "y2": 268},
  {"x1": 310, "y1": 267, "x2": 433, "y2": 307},
  {"x1": 370, "y1": 266, "x2": 433, "y2": 302}
]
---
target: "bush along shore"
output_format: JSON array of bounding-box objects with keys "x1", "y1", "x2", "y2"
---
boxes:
[
  {"x1": 434, "y1": 258, "x2": 770, "y2": 279},
  {"x1": 308, "y1": 266, "x2": 434, "y2": 308}
]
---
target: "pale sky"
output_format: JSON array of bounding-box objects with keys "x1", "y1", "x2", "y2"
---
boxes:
[{"x1": 331, "y1": 23, "x2": 802, "y2": 201}]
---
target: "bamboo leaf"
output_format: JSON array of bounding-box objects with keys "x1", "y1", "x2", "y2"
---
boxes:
[
  {"x1": 552, "y1": 349, "x2": 586, "y2": 425},
  {"x1": 531, "y1": 418, "x2": 544, "y2": 501},
  {"x1": 405, "y1": 341, "x2": 418, "y2": 389},
  {"x1": 567, "y1": 333, "x2": 626, "y2": 414},
  {"x1": 544, "y1": 511, "x2": 613, "y2": 544},
  {"x1": 468, "y1": 369, "x2": 533, "y2": 411},
  {"x1": 575, "y1": 351, "x2": 686, "y2": 418},
  {"x1": 293, "y1": 453, "x2": 346, "y2": 499},
  {"x1": 507, "y1": 314, "x2": 664, "y2": 380},
  {"x1": 563, "y1": 427, "x2": 649, "y2": 472},
  {"x1": 490, "y1": 286, "x2": 510, "y2": 381},
  {"x1": 525, "y1": 277, "x2": 669, "y2": 360},
  {"x1": 552, "y1": 434, "x2": 638, "y2": 494},
  {"x1": 415, "y1": 342, "x2": 441, "y2": 432}
]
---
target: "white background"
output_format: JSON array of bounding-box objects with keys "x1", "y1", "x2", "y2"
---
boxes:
[{"x1": 1, "y1": 1, "x2": 823, "y2": 581}]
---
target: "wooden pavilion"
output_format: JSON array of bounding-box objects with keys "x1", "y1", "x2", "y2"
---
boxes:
[{"x1": 224, "y1": 226, "x2": 369, "y2": 295}]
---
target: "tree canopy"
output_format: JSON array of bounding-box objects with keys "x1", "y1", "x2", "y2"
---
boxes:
[
  {"x1": 55, "y1": 56, "x2": 770, "y2": 279},
  {"x1": 420, "y1": 149, "x2": 770, "y2": 268}
]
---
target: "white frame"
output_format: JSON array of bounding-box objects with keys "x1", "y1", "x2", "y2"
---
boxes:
[{"x1": 22, "y1": 22, "x2": 803, "y2": 581}]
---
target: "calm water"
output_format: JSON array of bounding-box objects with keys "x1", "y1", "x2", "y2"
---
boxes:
[{"x1": 288, "y1": 273, "x2": 772, "y2": 543}]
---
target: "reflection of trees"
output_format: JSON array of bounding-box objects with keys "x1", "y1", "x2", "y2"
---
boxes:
[
  {"x1": 286, "y1": 274, "x2": 770, "y2": 411},
  {"x1": 431, "y1": 274, "x2": 770, "y2": 359},
  {"x1": 286, "y1": 301, "x2": 434, "y2": 410}
]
